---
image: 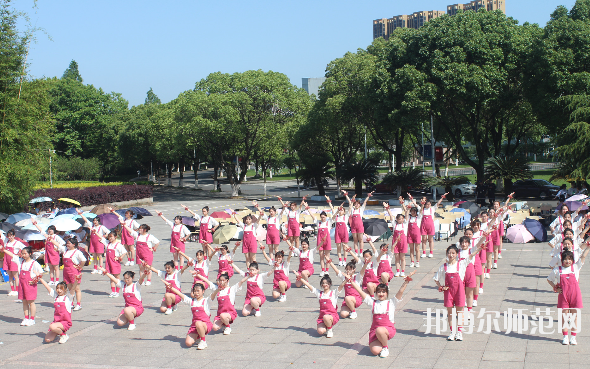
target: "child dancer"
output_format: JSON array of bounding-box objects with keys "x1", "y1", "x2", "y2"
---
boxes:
[
  {"x1": 38, "y1": 278, "x2": 72, "y2": 343},
  {"x1": 278, "y1": 197, "x2": 304, "y2": 250},
  {"x1": 163, "y1": 280, "x2": 212, "y2": 350},
  {"x1": 146, "y1": 261, "x2": 183, "y2": 315},
  {"x1": 549, "y1": 237, "x2": 580, "y2": 268},
  {"x1": 350, "y1": 272, "x2": 416, "y2": 357},
  {"x1": 458, "y1": 234, "x2": 489, "y2": 311},
  {"x1": 373, "y1": 239, "x2": 400, "y2": 284},
  {"x1": 98, "y1": 267, "x2": 147, "y2": 330},
  {"x1": 469, "y1": 220, "x2": 486, "y2": 299},
  {"x1": 208, "y1": 242, "x2": 240, "y2": 280},
  {"x1": 120, "y1": 221, "x2": 159, "y2": 286},
  {"x1": 261, "y1": 244, "x2": 292, "y2": 302},
  {"x1": 119, "y1": 209, "x2": 140, "y2": 266},
  {"x1": 31, "y1": 222, "x2": 65, "y2": 285},
  {"x1": 3, "y1": 229, "x2": 26, "y2": 296},
  {"x1": 327, "y1": 197, "x2": 350, "y2": 266},
  {"x1": 420, "y1": 193, "x2": 448, "y2": 258},
  {"x1": 433, "y1": 243, "x2": 485, "y2": 341},
  {"x1": 343, "y1": 190, "x2": 374, "y2": 254},
  {"x1": 79, "y1": 212, "x2": 109, "y2": 274},
  {"x1": 234, "y1": 213, "x2": 260, "y2": 268},
  {"x1": 406, "y1": 194, "x2": 422, "y2": 267},
  {"x1": 360, "y1": 247, "x2": 380, "y2": 297},
  {"x1": 257, "y1": 202, "x2": 282, "y2": 262},
  {"x1": 492, "y1": 194, "x2": 513, "y2": 264},
  {"x1": 196, "y1": 272, "x2": 245, "y2": 335},
  {"x1": 384, "y1": 198, "x2": 409, "y2": 277},
  {"x1": 177, "y1": 248, "x2": 210, "y2": 290},
  {"x1": 100, "y1": 231, "x2": 127, "y2": 297},
  {"x1": 0, "y1": 245, "x2": 43, "y2": 326},
  {"x1": 326, "y1": 250, "x2": 362, "y2": 319},
  {"x1": 155, "y1": 211, "x2": 190, "y2": 269},
  {"x1": 295, "y1": 272, "x2": 346, "y2": 338},
  {"x1": 547, "y1": 244, "x2": 590, "y2": 345},
  {"x1": 183, "y1": 205, "x2": 219, "y2": 258},
  {"x1": 62, "y1": 238, "x2": 86, "y2": 311},
  {"x1": 232, "y1": 260, "x2": 274, "y2": 316},
  {"x1": 307, "y1": 203, "x2": 332, "y2": 276},
  {"x1": 291, "y1": 238, "x2": 315, "y2": 287}
]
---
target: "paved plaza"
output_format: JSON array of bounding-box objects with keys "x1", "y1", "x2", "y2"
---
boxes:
[{"x1": 1, "y1": 189, "x2": 588, "y2": 369}]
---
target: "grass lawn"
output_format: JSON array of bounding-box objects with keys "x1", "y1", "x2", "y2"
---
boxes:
[{"x1": 460, "y1": 169, "x2": 567, "y2": 186}]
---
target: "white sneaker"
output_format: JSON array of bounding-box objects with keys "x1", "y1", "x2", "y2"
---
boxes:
[
  {"x1": 394, "y1": 272, "x2": 400, "y2": 277},
  {"x1": 279, "y1": 295, "x2": 286, "y2": 302},
  {"x1": 485, "y1": 273, "x2": 490, "y2": 279},
  {"x1": 416, "y1": 262, "x2": 420, "y2": 268},
  {"x1": 172, "y1": 304, "x2": 178, "y2": 312},
  {"x1": 254, "y1": 310, "x2": 261, "y2": 317},
  {"x1": 400, "y1": 272, "x2": 406, "y2": 277},
  {"x1": 223, "y1": 327, "x2": 232, "y2": 335},
  {"x1": 447, "y1": 332, "x2": 455, "y2": 341},
  {"x1": 124, "y1": 261, "x2": 131, "y2": 266},
  {"x1": 128, "y1": 323, "x2": 136, "y2": 331},
  {"x1": 428, "y1": 253, "x2": 433, "y2": 258},
  {"x1": 165, "y1": 308, "x2": 173, "y2": 315},
  {"x1": 570, "y1": 336, "x2": 578, "y2": 345},
  {"x1": 473, "y1": 300, "x2": 478, "y2": 307},
  {"x1": 455, "y1": 331, "x2": 463, "y2": 341},
  {"x1": 130, "y1": 261, "x2": 135, "y2": 266},
  {"x1": 20, "y1": 319, "x2": 28, "y2": 326},
  {"x1": 145, "y1": 281, "x2": 151, "y2": 286},
  {"x1": 25, "y1": 319, "x2": 35, "y2": 326},
  {"x1": 562, "y1": 336, "x2": 569, "y2": 345},
  {"x1": 8, "y1": 291, "x2": 17, "y2": 296},
  {"x1": 197, "y1": 340, "x2": 208, "y2": 350},
  {"x1": 73, "y1": 305, "x2": 82, "y2": 311},
  {"x1": 479, "y1": 288, "x2": 483, "y2": 294},
  {"x1": 379, "y1": 347, "x2": 390, "y2": 358},
  {"x1": 59, "y1": 334, "x2": 69, "y2": 344},
  {"x1": 410, "y1": 262, "x2": 415, "y2": 268},
  {"x1": 493, "y1": 263, "x2": 498, "y2": 269},
  {"x1": 113, "y1": 293, "x2": 120, "y2": 298},
  {"x1": 141, "y1": 281, "x2": 147, "y2": 286},
  {"x1": 350, "y1": 311, "x2": 357, "y2": 319},
  {"x1": 326, "y1": 329, "x2": 334, "y2": 338},
  {"x1": 422, "y1": 253, "x2": 427, "y2": 259},
  {"x1": 498, "y1": 254, "x2": 502, "y2": 259},
  {"x1": 91, "y1": 269, "x2": 98, "y2": 274},
  {"x1": 48, "y1": 281, "x2": 54, "y2": 286},
  {"x1": 324, "y1": 271, "x2": 329, "y2": 276}
]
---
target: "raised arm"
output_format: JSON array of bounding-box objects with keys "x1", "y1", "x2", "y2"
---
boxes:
[
  {"x1": 231, "y1": 261, "x2": 243, "y2": 276},
  {"x1": 342, "y1": 190, "x2": 352, "y2": 205},
  {"x1": 195, "y1": 273, "x2": 215, "y2": 290},
  {"x1": 76, "y1": 209, "x2": 92, "y2": 227},
  {"x1": 276, "y1": 195, "x2": 286, "y2": 208},
  {"x1": 435, "y1": 193, "x2": 448, "y2": 209},
  {"x1": 350, "y1": 279, "x2": 369, "y2": 300},
  {"x1": 366, "y1": 236, "x2": 377, "y2": 254},
  {"x1": 155, "y1": 210, "x2": 170, "y2": 224},
  {"x1": 503, "y1": 192, "x2": 514, "y2": 208},
  {"x1": 395, "y1": 271, "x2": 416, "y2": 300},
  {"x1": 580, "y1": 240, "x2": 590, "y2": 264},
  {"x1": 181, "y1": 204, "x2": 198, "y2": 218},
  {"x1": 362, "y1": 191, "x2": 374, "y2": 207},
  {"x1": 97, "y1": 266, "x2": 121, "y2": 284},
  {"x1": 260, "y1": 243, "x2": 271, "y2": 263},
  {"x1": 345, "y1": 246, "x2": 361, "y2": 264},
  {"x1": 161, "y1": 279, "x2": 188, "y2": 300},
  {"x1": 38, "y1": 277, "x2": 53, "y2": 294}
]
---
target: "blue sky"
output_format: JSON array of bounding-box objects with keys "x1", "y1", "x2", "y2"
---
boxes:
[{"x1": 15, "y1": 0, "x2": 578, "y2": 107}]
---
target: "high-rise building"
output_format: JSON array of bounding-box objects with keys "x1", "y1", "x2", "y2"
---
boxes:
[
  {"x1": 302, "y1": 77, "x2": 326, "y2": 98},
  {"x1": 374, "y1": 0, "x2": 505, "y2": 40}
]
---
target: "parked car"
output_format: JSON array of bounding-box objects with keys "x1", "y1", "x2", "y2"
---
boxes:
[
  {"x1": 431, "y1": 182, "x2": 477, "y2": 198},
  {"x1": 512, "y1": 179, "x2": 560, "y2": 200}
]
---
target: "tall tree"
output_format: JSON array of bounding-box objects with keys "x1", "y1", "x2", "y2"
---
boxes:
[
  {"x1": 61, "y1": 60, "x2": 83, "y2": 82},
  {"x1": 145, "y1": 87, "x2": 161, "y2": 105}
]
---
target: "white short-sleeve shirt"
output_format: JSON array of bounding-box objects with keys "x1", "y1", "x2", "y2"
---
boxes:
[
  {"x1": 63, "y1": 249, "x2": 87, "y2": 265},
  {"x1": 18, "y1": 259, "x2": 44, "y2": 277},
  {"x1": 363, "y1": 295, "x2": 401, "y2": 322},
  {"x1": 182, "y1": 296, "x2": 211, "y2": 316},
  {"x1": 107, "y1": 242, "x2": 127, "y2": 257},
  {"x1": 310, "y1": 287, "x2": 341, "y2": 308},
  {"x1": 165, "y1": 220, "x2": 191, "y2": 238},
  {"x1": 433, "y1": 259, "x2": 469, "y2": 283},
  {"x1": 49, "y1": 289, "x2": 73, "y2": 313},
  {"x1": 117, "y1": 280, "x2": 142, "y2": 301},
  {"x1": 548, "y1": 259, "x2": 584, "y2": 284}
]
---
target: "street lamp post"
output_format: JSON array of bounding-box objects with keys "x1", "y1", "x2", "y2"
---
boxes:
[{"x1": 431, "y1": 115, "x2": 436, "y2": 201}]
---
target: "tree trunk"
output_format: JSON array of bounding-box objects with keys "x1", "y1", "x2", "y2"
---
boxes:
[
  {"x1": 213, "y1": 163, "x2": 219, "y2": 192},
  {"x1": 316, "y1": 176, "x2": 326, "y2": 196},
  {"x1": 504, "y1": 178, "x2": 513, "y2": 196},
  {"x1": 167, "y1": 164, "x2": 172, "y2": 187},
  {"x1": 179, "y1": 159, "x2": 184, "y2": 187},
  {"x1": 193, "y1": 156, "x2": 199, "y2": 188},
  {"x1": 355, "y1": 178, "x2": 363, "y2": 198}
]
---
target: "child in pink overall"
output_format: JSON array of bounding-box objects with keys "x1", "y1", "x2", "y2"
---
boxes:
[
  {"x1": 327, "y1": 198, "x2": 350, "y2": 266},
  {"x1": 419, "y1": 194, "x2": 447, "y2": 258},
  {"x1": 79, "y1": 212, "x2": 109, "y2": 274},
  {"x1": 258, "y1": 203, "x2": 282, "y2": 261},
  {"x1": 292, "y1": 238, "x2": 316, "y2": 287},
  {"x1": 113, "y1": 209, "x2": 139, "y2": 266},
  {"x1": 548, "y1": 245, "x2": 590, "y2": 345},
  {"x1": 385, "y1": 199, "x2": 409, "y2": 277},
  {"x1": 360, "y1": 248, "x2": 380, "y2": 297},
  {"x1": 101, "y1": 231, "x2": 127, "y2": 297},
  {"x1": 350, "y1": 271, "x2": 416, "y2": 357},
  {"x1": 307, "y1": 204, "x2": 332, "y2": 276},
  {"x1": 156, "y1": 211, "x2": 190, "y2": 269},
  {"x1": 376, "y1": 243, "x2": 396, "y2": 284},
  {"x1": 343, "y1": 190, "x2": 373, "y2": 254},
  {"x1": 209, "y1": 242, "x2": 239, "y2": 280},
  {"x1": 31, "y1": 222, "x2": 65, "y2": 285},
  {"x1": 233, "y1": 261, "x2": 273, "y2": 317},
  {"x1": 261, "y1": 246, "x2": 292, "y2": 302},
  {"x1": 277, "y1": 197, "x2": 305, "y2": 250},
  {"x1": 196, "y1": 272, "x2": 245, "y2": 336},
  {"x1": 234, "y1": 213, "x2": 259, "y2": 268},
  {"x1": 62, "y1": 239, "x2": 86, "y2": 311},
  {"x1": 99, "y1": 268, "x2": 147, "y2": 330},
  {"x1": 182, "y1": 205, "x2": 219, "y2": 260},
  {"x1": 406, "y1": 195, "x2": 422, "y2": 267},
  {"x1": 166, "y1": 280, "x2": 214, "y2": 350},
  {"x1": 296, "y1": 273, "x2": 346, "y2": 338},
  {"x1": 458, "y1": 233, "x2": 489, "y2": 310},
  {"x1": 178, "y1": 249, "x2": 210, "y2": 290},
  {"x1": 38, "y1": 278, "x2": 73, "y2": 344},
  {"x1": 2, "y1": 229, "x2": 26, "y2": 296},
  {"x1": 121, "y1": 222, "x2": 160, "y2": 286},
  {"x1": 147, "y1": 261, "x2": 183, "y2": 315},
  {"x1": 326, "y1": 250, "x2": 362, "y2": 319}
]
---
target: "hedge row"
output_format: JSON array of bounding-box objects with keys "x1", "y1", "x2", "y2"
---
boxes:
[{"x1": 31, "y1": 185, "x2": 153, "y2": 207}]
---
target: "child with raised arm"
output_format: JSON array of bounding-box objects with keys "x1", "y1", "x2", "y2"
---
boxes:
[
  {"x1": 420, "y1": 193, "x2": 448, "y2": 258},
  {"x1": 37, "y1": 278, "x2": 73, "y2": 343},
  {"x1": 183, "y1": 204, "x2": 219, "y2": 259},
  {"x1": 31, "y1": 221, "x2": 65, "y2": 285},
  {"x1": 177, "y1": 247, "x2": 210, "y2": 290},
  {"x1": 306, "y1": 201, "x2": 332, "y2": 276},
  {"x1": 155, "y1": 210, "x2": 190, "y2": 270},
  {"x1": 78, "y1": 211, "x2": 109, "y2": 274},
  {"x1": 327, "y1": 197, "x2": 350, "y2": 266},
  {"x1": 61, "y1": 238, "x2": 86, "y2": 311},
  {"x1": 350, "y1": 271, "x2": 416, "y2": 357},
  {"x1": 405, "y1": 194, "x2": 422, "y2": 267},
  {"x1": 97, "y1": 267, "x2": 147, "y2": 330},
  {"x1": 162, "y1": 279, "x2": 213, "y2": 350},
  {"x1": 2, "y1": 229, "x2": 26, "y2": 296},
  {"x1": 343, "y1": 190, "x2": 374, "y2": 254},
  {"x1": 278, "y1": 196, "x2": 305, "y2": 250},
  {"x1": 256, "y1": 202, "x2": 283, "y2": 262},
  {"x1": 384, "y1": 198, "x2": 410, "y2": 277},
  {"x1": 234, "y1": 213, "x2": 259, "y2": 268},
  {"x1": 232, "y1": 260, "x2": 273, "y2": 316},
  {"x1": 261, "y1": 242, "x2": 293, "y2": 302},
  {"x1": 120, "y1": 220, "x2": 160, "y2": 285},
  {"x1": 326, "y1": 248, "x2": 362, "y2": 319},
  {"x1": 291, "y1": 237, "x2": 316, "y2": 287},
  {"x1": 119, "y1": 209, "x2": 140, "y2": 266},
  {"x1": 145, "y1": 261, "x2": 183, "y2": 315},
  {"x1": 100, "y1": 231, "x2": 127, "y2": 297},
  {"x1": 209, "y1": 242, "x2": 240, "y2": 280},
  {"x1": 294, "y1": 271, "x2": 346, "y2": 338}
]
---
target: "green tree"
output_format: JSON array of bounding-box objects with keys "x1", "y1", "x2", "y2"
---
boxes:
[
  {"x1": 145, "y1": 87, "x2": 161, "y2": 105},
  {"x1": 380, "y1": 168, "x2": 427, "y2": 195},
  {"x1": 484, "y1": 156, "x2": 532, "y2": 195},
  {"x1": 339, "y1": 158, "x2": 379, "y2": 197},
  {"x1": 62, "y1": 60, "x2": 83, "y2": 82}
]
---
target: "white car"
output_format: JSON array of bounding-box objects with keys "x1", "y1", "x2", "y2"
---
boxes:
[{"x1": 432, "y1": 183, "x2": 476, "y2": 198}]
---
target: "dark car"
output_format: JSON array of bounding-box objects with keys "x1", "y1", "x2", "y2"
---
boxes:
[{"x1": 512, "y1": 179, "x2": 560, "y2": 200}]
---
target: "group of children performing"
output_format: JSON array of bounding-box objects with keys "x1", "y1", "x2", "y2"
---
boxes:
[{"x1": 2, "y1": 192, "x2": 588, "y2": 356}]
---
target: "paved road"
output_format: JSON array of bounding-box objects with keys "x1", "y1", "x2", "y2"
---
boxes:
[{"x1": 0, "y1": 194, "x2": 582, "y2": 369}]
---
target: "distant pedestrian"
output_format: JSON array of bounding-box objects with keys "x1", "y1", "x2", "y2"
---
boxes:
[{"x1": 486, "y1": 181, "x2": 496, "y2": 206}]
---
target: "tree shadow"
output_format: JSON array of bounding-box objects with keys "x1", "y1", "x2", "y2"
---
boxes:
[
  {"x1": 258, "y1": 325, "x2": 318, "y2": 337},
  {"x1": 412, "y1": 297, "x2": 443, "y2": 304},
  {"x1": 131, "y1": 334, "x2": 185, "y2": 345},
  {"x1": 511, "y1": 264, "x2": 546, "y2": 269},
  {"x1": 503, "y1": 299, "x2": 554, "y2": 308},
  {"x1": 507, "y1": 286, "x2": 551, "y2": 293},
  {"x1": 0, "y1": 314, "x2": 24, "y2": 323},
  {"x1": 82, "y1": 289, "x2": 109, "y2": 296},
  {"x1": 512, "y1": 273, "x2": 543, "y2": 279},
  {"x1": 394, "y1": 328, "x2": 429, "y2": 338}
]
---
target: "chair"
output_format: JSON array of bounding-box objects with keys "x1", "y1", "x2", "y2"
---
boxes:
[{"x1": 437, "y1": 223, "x2": 452, "y2": 241}]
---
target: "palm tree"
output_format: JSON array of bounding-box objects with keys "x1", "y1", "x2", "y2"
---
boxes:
[
  {"x1": 297, "y1": 161, "x2": 334, "y2": 196},
  {"x1": 484, "y1": 156, "x2": 532, "y2": 195},
  {"x1": 427, "y1": 176, "x2": 470, "y2": 202},
  {"x1": 380, "y1": 168, "x2": 427, "y2": 196},
  {"x1": 339, "y1": 158, "x2": 380, "y2": 197}
]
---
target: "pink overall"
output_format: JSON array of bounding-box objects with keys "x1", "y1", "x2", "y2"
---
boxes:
[
  {"x1": 491, "y1": 228, "x2": 500, "y2": 247},
  {"x1": 193, "y1": 263, "x2": 209, "y2": 290},
  {"x1": 187, "y1": 300, "x2": 212, "y2": 336},
  {"x1": 317, "y1": 291, "x2": 339, "y2": 326},
  {"x1": 369, "y1": 301, "x2": 396, "y2": 344},
  {"x1": 476, "y1": 234, "x2": 486, "y2": 265},
  {"x1": 273, "y1": 266, "x2": 291, "y2": 290},
  {"x1": 63, "y1": 254, "x2": 81, "y2": 285},
  {"x1": 499, "y1": 220, "x2": 505, "y2": 237},
  {"x1": 318, "y1": 226, "x2": 332, "y2": 251},
  {"x1": 485, "y1": 231, "x2": 494, "y2": 253},
  {"x1": 377, "y1": 256, "x2": 393, "y2": 282},
  {"x1": 298, "y1": 251, "x2": 314, "y2": 275},
  {"x1": 342, "y1": 276, "x2": 363, "y2": 308},
  {"x1": 135, "y1": 240, "x2": 153, "y2": 265},
  {"x1": 287, "y1": 211, "x2": 300, "y2": 237},
  {"x1": 217, "y1": 258, "x2": 234, "y2": 279},
  {"x1": 443, "y1": 263, "x2": 465, "y2": 307},
  {"x1": 245, "y1": 274, "x2": 266, "y2": 306},
  {"x1": 122, "y1": 284, "x2": 144, "y2": 318},
  {"x1": 89, "y1": 228, "x2": 104, "y2": 254},
  {"x1": 407, "y1": 220, "x2": 421, "y2": 244},
  {"x1": 335, "y1": 219, "x2": 348, "y2": 244},
  {"x1": 242, "y1": 227, "x2": 257, "y2": 253},
  {"x1": 199, "y1": 218, "x2": 213, "y2": 244},
  {"x1": 215, "y1": 291, "x2": 237, "y2": 323},
  {"x1": 420, "y1": 209, "x2": 435, "y2": 236},
  {"x1": 350, "y1": 211, "x2": 364, "y2": 234},
  {"x1": 557, "y1": 266, "x2": 583, "y2": 309},
  {"x1": 121, "y1": 221, "x2": 135, "y2": 246},
  {"x1": 2, "y1": 242, "x2": 18, "y2": 271},
  {"x1": 393, "y1": 228, "x2": 408, "y2": 253},
  {"x1": 462, "y1": 255, "x2": 476, "y2": 288},
  {"x1": 106, "y1": 245, "x2": 121, "y2": 275},
  {"x1": 362, "y1": 262, "x2": 380, "y2": 289},
  {"x1": 52, "y1": 295, "x2": 72, "y2": 332},
  {"x1": 163, "y1": 273, "x2": 182, "y2": 306},
  {"x1": 45, "y1": 237, "x2": 60, "y2": 266},
  {"x1": 170, "y1": 228, "x2": 185, "y2": 253},
  {"x1": 18, "y1": 262, "x2": 37, "y2": 300},
  {"x1": 266, "y1": 220, "x2": 280, "y2": 245}
]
